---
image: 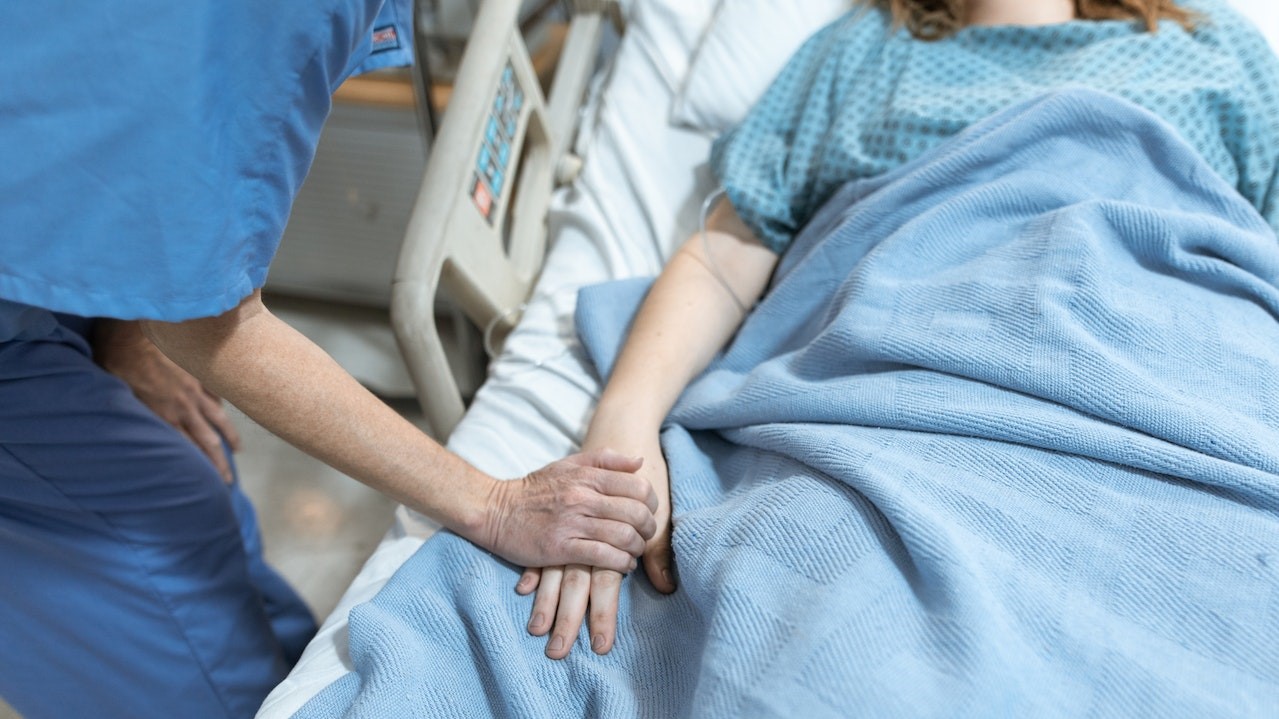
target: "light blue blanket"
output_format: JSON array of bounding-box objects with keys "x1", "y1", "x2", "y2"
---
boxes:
[{"x1": 297, "y1": 89, "x2": 1279, "y2": 718}]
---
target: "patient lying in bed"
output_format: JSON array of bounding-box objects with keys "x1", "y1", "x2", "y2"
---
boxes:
[
  {"x1": 523, "y1": 0, "x2": 1279, "y2": 661},
  {"x1": 296, "y1": 0, "x2": 1279, "y2": 716}
]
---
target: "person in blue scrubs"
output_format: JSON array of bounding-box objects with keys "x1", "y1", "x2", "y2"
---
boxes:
[{"x1": 0, "y1": 2, "x2": 659, "y2": 718}]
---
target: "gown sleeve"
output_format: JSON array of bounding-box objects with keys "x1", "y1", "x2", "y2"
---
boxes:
[{"x1": 709, "y1": 10, "x2": 890, "y2": 254}]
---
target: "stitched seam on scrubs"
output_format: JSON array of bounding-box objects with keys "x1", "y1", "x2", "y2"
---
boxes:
[
  {"x1": 0, "y1": 441, "x2": 241, "y2": 717},
  {"x1": 235, "y1": 25, "x2": 335, "y2": 315}
]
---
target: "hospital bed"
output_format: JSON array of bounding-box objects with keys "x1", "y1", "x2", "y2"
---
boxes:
[{"x1": 257, "y1": 1, "x2": 1279, "y2": 716}]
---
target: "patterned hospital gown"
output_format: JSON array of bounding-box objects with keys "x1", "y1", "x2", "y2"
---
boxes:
[{"x1": 710, "y1": 0, "x2": 1279, "y2": 253}]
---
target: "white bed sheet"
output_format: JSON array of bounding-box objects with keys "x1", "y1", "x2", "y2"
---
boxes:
[{"x1": 255, "y1": 7, "x2": 715, "y2": 717}]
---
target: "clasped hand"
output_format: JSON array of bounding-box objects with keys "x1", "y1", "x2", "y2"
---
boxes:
[
  {"x1": 477, "y1": 450, "x2": 660, "y2": 575},
  {"x1": 515, "y1": 444, "x2": 676, "y2": 659}
]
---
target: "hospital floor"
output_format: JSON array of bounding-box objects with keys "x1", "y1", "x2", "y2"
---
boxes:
[{"x1": 226, "y1": 402, "x2": 404, "y2": 620}]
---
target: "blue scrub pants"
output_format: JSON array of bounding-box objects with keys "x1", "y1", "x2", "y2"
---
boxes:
[{"x1": 0, "y1": 317, "x2": 317, "y2": 718}]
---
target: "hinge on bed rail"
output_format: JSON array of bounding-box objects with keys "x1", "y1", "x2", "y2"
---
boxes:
[{"x1": 556, "y1": 153, "x2": 584, "y2": 185}]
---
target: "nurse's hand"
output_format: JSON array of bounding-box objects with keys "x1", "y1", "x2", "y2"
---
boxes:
[
  {"x1": 95, "y1": 319, "x2": 242, "y2": 483},
  {"x1": 477, "y1": 449, "x2": 659, "y2": 575}
]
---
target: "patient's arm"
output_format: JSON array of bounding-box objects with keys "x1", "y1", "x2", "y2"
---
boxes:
[{"x1": 520, "y1": 199, "x2": 779, "y2": 658}]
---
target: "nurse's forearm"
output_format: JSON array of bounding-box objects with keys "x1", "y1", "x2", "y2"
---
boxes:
[
  {"x1": 143, "y1": 291, "x2": 660, "y2": 574},
  {"x1": 143, "y1": 291, "x2": 494, "y2": 534}
]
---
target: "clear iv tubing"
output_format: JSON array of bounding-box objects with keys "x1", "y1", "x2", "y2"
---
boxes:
[
  {"x1": 481, "y1": 285, "x2": 600, "y2": 396},
  {"x1": 698, "y1": 187, "x2": 751, "y2": 316}
]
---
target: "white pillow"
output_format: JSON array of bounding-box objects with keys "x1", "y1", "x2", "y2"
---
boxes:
[
  {"x1": 1232, "y1": 0, "x2": 1279, "y2": 53},
  {"x1": 671, "y1": 0, "x2": 1279, "y2": 135},
  {"x1": 670, "y1": 0, "x2": 854, "y2": 133},
  {"x1": 627, "y1": 0, "x2": 721, "y2": 93}
]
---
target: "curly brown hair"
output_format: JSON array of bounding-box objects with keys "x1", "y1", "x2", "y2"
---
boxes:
[{"x1": 864, "y1": 0, "x2": 1199, "y2": 41}]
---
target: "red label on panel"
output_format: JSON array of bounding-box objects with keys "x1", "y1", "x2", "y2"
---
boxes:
[{"x1": 472, "y1": 175, "x2": 494, "y2": 221}]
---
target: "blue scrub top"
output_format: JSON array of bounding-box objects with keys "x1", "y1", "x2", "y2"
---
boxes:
[{"x1": 0, "y1": 0, "x2": 412, "y2": 339}]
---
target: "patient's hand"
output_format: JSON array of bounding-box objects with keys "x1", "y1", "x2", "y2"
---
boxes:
[
  {"x1": 517, "y1": 446, "x2": 675, "y2": 659},
  {"x1": 518, "y1": 564, "x2": 623, "y2": 658}
]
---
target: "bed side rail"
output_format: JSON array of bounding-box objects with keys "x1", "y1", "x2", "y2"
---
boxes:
[{"x1": 391, "y1": 0, "x2": 616, "y2": 439}]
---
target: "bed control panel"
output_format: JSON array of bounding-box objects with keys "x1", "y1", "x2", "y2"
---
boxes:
[{"x1": 471, "y1": 63, "x2": 525, "y2": 225}]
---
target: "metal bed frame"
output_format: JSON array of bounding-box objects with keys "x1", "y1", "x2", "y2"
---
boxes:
[{"x1": 394, "y1": 0, "x2": 622, "y2": 439}]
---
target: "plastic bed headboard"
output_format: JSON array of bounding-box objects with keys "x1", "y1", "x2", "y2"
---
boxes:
[{"x1": 392, "y1": 0, "x2": 620, "y2": 439}]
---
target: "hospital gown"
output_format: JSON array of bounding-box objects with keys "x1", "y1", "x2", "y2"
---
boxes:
[{"x1": 711, "y1": 0, "x2": 1279, "y2": 254}]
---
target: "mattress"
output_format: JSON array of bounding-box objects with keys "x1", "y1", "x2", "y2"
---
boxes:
[{"x1": 255, "y1": 9, "x2": 716, "y2": 717}]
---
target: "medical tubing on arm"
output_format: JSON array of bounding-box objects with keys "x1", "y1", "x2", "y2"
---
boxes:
[{"x1": 699, "y1": 188, "x2": 751, "y2": 316}]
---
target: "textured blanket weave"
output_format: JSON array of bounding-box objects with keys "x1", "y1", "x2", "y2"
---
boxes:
[{"x1": 297, "y1": 89, "x2": 1279, "y2": 718}]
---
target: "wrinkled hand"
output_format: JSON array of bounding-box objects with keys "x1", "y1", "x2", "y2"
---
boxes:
[
  {"x1": 518, "y1": 446, "x2": 675, "y2": 659},
  {"x1": 479, "y1": 449, "x2": 659, "y2": 574},
  {"x1": 94, "y1": 320, "x2": 241, "y2": 483}
]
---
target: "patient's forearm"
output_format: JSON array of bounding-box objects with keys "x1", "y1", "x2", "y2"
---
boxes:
[
  {"x1": 593, "y1": 208, "x2": 777, "y2": 433},
  {"x1": 143, "y1": 291, "x2": 492, "y2": 534}
]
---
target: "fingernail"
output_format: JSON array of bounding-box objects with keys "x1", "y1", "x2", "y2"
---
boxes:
[
  {"x1": 529, "y1": 613, "x2": 544, "y2": 630},
  {"x1": 662, "y1": 569, "x2": 673, "y2": 585},
  {"x1": 550, "y1": 636, "x2": 565, "y2": 652},
  {"x1": 592, "y1": 634, "x2": 605, "y2": 651}
]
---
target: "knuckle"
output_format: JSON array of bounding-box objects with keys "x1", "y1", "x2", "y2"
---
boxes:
[
  {"x1": 643, "y1": 519, "x2": 658, "y2": 540},
  {"x1": 561, "y1": 571, "x2": 589, "y2": 591},
  {"x1": 615, "y1": 524, "x2": 643, "y2": 552},
  {"x1": 626, "y1": 510, "x2": 655, "y2": 538},
  {"x1": 593, "y1": 570, "x2": 622, "y2": 589},
  {"x1": 589, "y1": 609, "x2": 613, "y2": 630},
  {"x1": 533, "y1": 596, "x2": 558, "y2": 616},
  {"x1": 629, "y1": 501, "x2": 649, "y2": 524},
  {"x1": 564, "y1": 486, "x2": 594, "y2": 508},
  {"x1": 585, "y1": 543, "x2": 610, "y2": 567}
]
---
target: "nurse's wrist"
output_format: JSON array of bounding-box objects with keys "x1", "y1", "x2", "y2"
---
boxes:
[
  {"x1": 92, "y1": 318, "x2": 150, "y2": 351},
  {"x1": 428, "y1": 457, "x2": 498, "y2": 545}
]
